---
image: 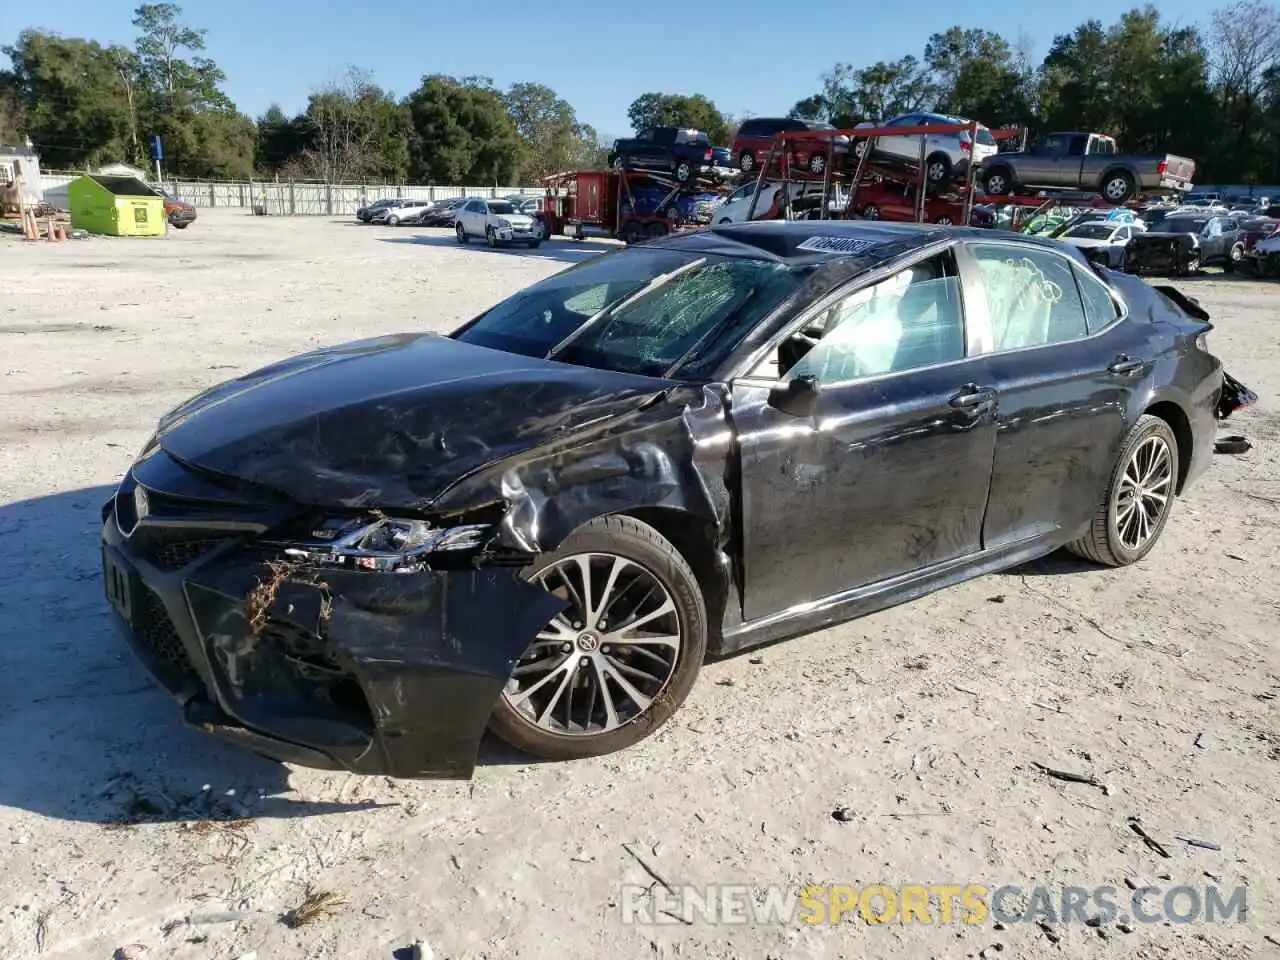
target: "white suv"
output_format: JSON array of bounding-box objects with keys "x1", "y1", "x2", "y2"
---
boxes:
[
  {"x1": 854, "y1": 112, "x2": 998, "y2": 186},
  {"x1": 454, "y1": 198, "x2": 541, "y2": 248}
]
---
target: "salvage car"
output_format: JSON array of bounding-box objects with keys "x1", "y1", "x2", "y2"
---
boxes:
[
  {"x1": 852, "y1": 180, "x2": 973, "y2": 225},
  {"x1": 454, "y1": 198, "x2": 541, "y2": 248},
  {"x1": 733, "y1": 117, "x2": 851, "y2": 176},
  {"x1": 101, "y1": 221, "x2": 1251, "y2": 779},
  {"x1": 854, "y1": 112, "x2": 999, "y2": 186},
  {"x1": 158, "y1": 191, "x2": 197, "y2": 229},
  {"x1": 607, "y1": 126, "x2": 717, "y2": 183},
  {"x1": 1123, "y1": 213, "x2": 1244, "y2": 275},
  {"x1": 979, "y1": 132, "x2": 1195, "y2": 204},
  {"x1": 1054, "y1": 220, "x2": 1141, "y2": 268}
]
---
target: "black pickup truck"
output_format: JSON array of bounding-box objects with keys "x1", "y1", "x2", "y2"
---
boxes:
[{"x1": 607, "y1": 127, "x2": 716, "y2": 183}]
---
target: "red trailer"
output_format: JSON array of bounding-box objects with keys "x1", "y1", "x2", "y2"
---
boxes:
[{"x1": 541, "y1": 169, "x2": 727, "y2": 245}]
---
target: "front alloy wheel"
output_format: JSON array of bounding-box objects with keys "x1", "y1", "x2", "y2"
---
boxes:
[
  {"x1": 1067, "y1": 415, "x2": 1178, "y2": 566},
  {"x1": 490, "y1": 515, "x2": 706, "y2": 760}
]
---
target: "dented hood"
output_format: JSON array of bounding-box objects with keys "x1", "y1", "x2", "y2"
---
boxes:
[{"x1": 155, "y1": 332, "x2": 670, "y2": 509}]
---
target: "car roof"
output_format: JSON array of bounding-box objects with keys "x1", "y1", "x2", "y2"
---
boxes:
[{"x1": 649, "y1": 219, "x2": 1065, "y2": 265}]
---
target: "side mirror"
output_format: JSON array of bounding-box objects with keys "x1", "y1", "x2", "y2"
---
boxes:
[{"x1": 767, "y1": 375, "x2": 821, "y2": 417}]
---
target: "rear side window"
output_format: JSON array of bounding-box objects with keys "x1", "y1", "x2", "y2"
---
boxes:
[
  {"x1": 968, "y1": 243, "x2": 1090, "y2": 351},
  {"x1": 1075, "y1": 268, "x2": 1123, "y2": 333}
]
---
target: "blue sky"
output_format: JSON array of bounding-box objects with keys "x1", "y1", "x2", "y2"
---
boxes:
[{"x1": 6, "y1": 0, "x2": 1210, "y2": 141}]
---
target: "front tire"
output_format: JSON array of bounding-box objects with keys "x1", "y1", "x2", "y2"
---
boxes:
[
  {"x1": 739, "y1": 150, "x2": 755, "y2": 173},
  {"x1": 455, "y1": 221, "x2": 468, "y2": 244},
  {"x1": 1066, "y1": 415, "x2": 1179, "y2": 567},
  {"x1": 489, "y1": 515, "x2": 707, "y2": 760}
]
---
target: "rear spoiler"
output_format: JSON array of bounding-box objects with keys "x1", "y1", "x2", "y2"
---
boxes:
[{"x1": 1153, "y1": 284, "x2": 1210, "y2": 321}]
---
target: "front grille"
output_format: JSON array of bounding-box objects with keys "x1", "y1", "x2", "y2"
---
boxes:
[
  {"x1": 134, "y1": 536, "x2": 232, "y2": 572},
  {"x1": 134, "y1": 584, "x2": 197, "y2": 689}
]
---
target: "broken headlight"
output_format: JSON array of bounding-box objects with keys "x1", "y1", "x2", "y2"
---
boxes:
[{"x1": 282, "y1": 516, "x2": 493, "y2": 573}]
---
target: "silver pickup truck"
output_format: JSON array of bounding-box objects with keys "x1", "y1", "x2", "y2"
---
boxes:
[{"x1": 979, "y1": 131, "x2": 1195, "y2": 204}]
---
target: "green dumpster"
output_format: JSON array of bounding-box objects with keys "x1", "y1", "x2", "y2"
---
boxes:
[{"x1": 67, "y1": 174, "x2": 166, "y2": 237}]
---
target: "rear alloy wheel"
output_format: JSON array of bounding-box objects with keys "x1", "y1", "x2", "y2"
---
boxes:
[
  {"x1": 925, "y1": 153, "x2": 952, "y2": 185},
  {"x1": 675, "y1": 161, "x2": 695, "y2": 183},
  {"x1": 490, "y1": 515, "x2": 707, "y2": 760},
  {"x1": 1102, "y1": 172, "x2": 1136, "y2": 204},
  {"x1": 739, "y1": 150, "x2": 756, "y2": 173},
  {"x1": 807, "y1": 153, "x2": 826, "y2": 175},
  {"x1": 1066, "y1": 415, "x2": 1178, "y2": 566}
]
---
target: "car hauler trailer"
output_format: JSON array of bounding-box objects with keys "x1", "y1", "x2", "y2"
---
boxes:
[{"x1": 543, "y1": 169, "x2": 728, "y2": 245}]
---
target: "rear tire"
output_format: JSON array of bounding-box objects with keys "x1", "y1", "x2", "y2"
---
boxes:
[
  {"x1": 925, "y1": 153, "x2": 952, "y2": 186},
  {"x1": 488, "y1": 515, "x2": 707, "y2": 761},
  {"x1": 1101, "y1": 171, "x2": 1136, "y2": 205},
  {"x1": 1066, "y1": 415, "x2": 1179, "y2": 567}
]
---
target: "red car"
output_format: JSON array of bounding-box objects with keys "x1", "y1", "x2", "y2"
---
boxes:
[
  {"x1": 852, "y1": 181, "x2": 970, "y2": 225},
  {"x1": 732, "y1": 117, "x2": 850, "y2": 177}
]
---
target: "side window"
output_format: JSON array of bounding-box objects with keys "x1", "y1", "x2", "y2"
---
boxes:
[
  {"x1": 968, "y1": 244, "x2": 1089, "y2": 351},
  {"x1": 654, "y1": 128, "x2": 676, "y2": 144},
  {"x1": 1115, "y1": 226, "x2": 1130, "y2": 241},
  {"x1": 738, "y1": 120, "x2": 759, "y2": 137},
  {"x1": 773, "y1": 251, "x2": 966, "y2": 384},
  {"x1": 1075, "y1": 267, "x2": 1122, "y2": 333}
]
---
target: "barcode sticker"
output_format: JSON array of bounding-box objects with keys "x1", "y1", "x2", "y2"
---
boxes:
[{"x1": 795, "y1": 235, "x2": 877, "y2": 255}]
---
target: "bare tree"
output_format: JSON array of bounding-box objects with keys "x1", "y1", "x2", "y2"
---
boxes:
[
  {"x1": 298, "y1": 68, "x2": 380, "y2": 182},
  {"x1": 1210, "y1": 0, "x2": 1280, "y2": 126}
]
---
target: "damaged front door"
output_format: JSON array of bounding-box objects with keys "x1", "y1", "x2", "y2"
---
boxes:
[{"x1": 729, "y1": 249, "x2": 999, "y2": 622}]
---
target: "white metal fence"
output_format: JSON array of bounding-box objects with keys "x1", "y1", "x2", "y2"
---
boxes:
[{"x1": 38, "y1": 171, "x2": 538, "y2": 216}]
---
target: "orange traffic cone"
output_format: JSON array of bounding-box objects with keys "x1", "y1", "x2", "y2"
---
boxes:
[{"x1": 21, "y1": 212, "x2": 36, "y2": 240}]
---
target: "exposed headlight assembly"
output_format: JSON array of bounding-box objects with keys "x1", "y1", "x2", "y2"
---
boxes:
[{"x1": 283, "y1": 516, "x2": 493, "y2": 572}]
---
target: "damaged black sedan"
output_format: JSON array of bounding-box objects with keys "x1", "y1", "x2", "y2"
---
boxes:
[{"x1": 101, "y1": 221, "x2": 1254, "y2": 779}]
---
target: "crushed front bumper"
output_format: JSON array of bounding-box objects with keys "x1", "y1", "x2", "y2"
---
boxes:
[{"x1": 100, "y1": 498, "x2": 562, "y2": 779}]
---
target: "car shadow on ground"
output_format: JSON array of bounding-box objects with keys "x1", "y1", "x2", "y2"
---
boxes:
[
  {"x1": 0, "y1": 484, "x2": 543, "y2": 826},
  {"x1": 379, "y1": 233, "x2": 615, "y2": 263}
]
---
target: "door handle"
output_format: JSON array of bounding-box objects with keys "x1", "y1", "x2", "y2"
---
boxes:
[
  {"x1": 949, "y1": 385, "x2": 996, "y2": 409},
  {"x1": 1108, "y1": 355, "x2": 1146, "y2": 376}
]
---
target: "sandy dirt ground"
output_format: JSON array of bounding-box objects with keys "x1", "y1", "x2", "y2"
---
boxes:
[{"x1": 1, "y1": 209, "x2": 1277, "y2": 960}]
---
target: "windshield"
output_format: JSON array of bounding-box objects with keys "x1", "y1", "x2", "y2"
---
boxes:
[
  {"x1": 1065, "y1": 223, "x2": 1116, "y2": 240},
  {"x1": 453, "y1": 248, "x2": 809, "y2": 379},
  {"x1": 1157, "y1": 217, "x2": 1208, "y2": 233},
  {"x1": 487, "y1": 201, "x2": 516, "y2": 215}
]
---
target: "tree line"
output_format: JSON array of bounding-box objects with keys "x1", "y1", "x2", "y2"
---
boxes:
[{"x1": 2, "y1": 1, "x2": 1278, "y2": 185}]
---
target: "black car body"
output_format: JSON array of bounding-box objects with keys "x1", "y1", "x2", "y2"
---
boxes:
[
  {"x1": 607, "y1": 126, "x2": 716, "y2": 183},
  {"x1": 356, "y1": 198, "x2": 398, "y2": 223},
  {"x1": 419, "y1": 197, "x2": 465, "y2": 227},
  {"x1": 1124, "y1": 214, "x2": 1245, "y2": 275},
  {"x1": 101, "y1": 222, "x2": 1251, "y2": 779}
]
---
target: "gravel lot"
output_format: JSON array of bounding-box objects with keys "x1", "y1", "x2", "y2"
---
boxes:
[{"x1": 1, "y1": 209, "x2": 1277, "y2": 960}]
